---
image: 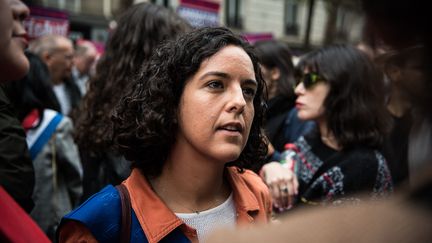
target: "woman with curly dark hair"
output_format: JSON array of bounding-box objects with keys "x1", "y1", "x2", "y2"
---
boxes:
[
  {"x1": 260, "y1": 44, "x2": 393, "y2": 212},
  {"x1": 73, "y1": 2, "x2": 191, "y2": 201},
  {"x1": 58, "y1": 27, "x2": 271, "y2": 242}
]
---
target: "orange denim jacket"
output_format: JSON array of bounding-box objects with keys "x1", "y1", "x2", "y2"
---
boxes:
[{"x1": 59, "y1": 167, "x2": 272, "y2": 243}]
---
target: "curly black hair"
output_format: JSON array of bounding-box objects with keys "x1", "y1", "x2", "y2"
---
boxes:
[
  {"x1": 112, "y1": 27, "x2": 268, "y2": 177},
  {"x1": 73, "y1": 2, "x2": 191, "y2": 154},
  {"x1": 296, "y1": 44, "x2": 392, "y2": 149}
]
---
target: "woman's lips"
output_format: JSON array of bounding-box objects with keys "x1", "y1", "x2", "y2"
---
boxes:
[{"x1": 13, "y1": 33, "x2": 29, "y2": 49}]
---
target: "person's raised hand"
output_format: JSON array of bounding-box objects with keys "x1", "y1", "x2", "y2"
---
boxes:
[{"x1": 260, "y1": 161, "x2": 298, "y2": 212}]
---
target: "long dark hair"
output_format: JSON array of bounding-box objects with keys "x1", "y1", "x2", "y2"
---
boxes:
[
  {"x1": 254, "y1": 40, "x2": 296, "y2": 99},
  {"x1": 3, "y1": 52, "x2": 61, "y2": 126},
  {"x1": 73, "y1": 2, "x2": 192, "y2": 154},
  {"x1": 296, "y1": 44, "x2": 392, "y2": 149},
  {"x1": 112, "y1": 27, "x2": 268, "y2": 177}
]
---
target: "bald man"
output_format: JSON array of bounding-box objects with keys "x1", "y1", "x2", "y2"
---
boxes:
[{"x1": 30, "y1": 35, "x2": 81, "y2": 115}]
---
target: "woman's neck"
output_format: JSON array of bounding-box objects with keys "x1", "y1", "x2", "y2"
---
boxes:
[
  {"x1": 387, "y1": 89, "x2": 412, "y2": 118},
  {"x1": 318, "y1": 120, "x2": 341, "y2": 151},
  {"x1": 149, "y1": 142, "x2": 231, "y2": 213}
]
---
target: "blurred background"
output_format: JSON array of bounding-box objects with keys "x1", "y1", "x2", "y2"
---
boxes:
[{"x1": 23, "y1": 0, "x2": 364, "y2": 56}]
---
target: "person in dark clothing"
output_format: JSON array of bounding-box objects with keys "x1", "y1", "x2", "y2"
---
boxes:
[
  {"x1": 0, "y1": 89, "x2": 34, "y2": 212},
  {"x1": 29, "y1": 35, "x2": 81, "y2": 116},
  {"x1": 4, "y1": 52, "x2": 83, "y2": 240},
  {"x1": 363, "y1": 0, "x2": 432, "y2": 210},
  {"x1": 260, "y1": 44, "x2": 393, "y2": 212},
  {"x1": 254, "y1": 40, "x2": 314, "y2": 164},
  {"x1": 254, "y1": 41, "x2": 296, "y2": 114},
  {"x1": 0, "y1": 0, "x2": 34, "y2": 213},
  {"x1": 382, "y1": 113, "x2": 411, "y2": 186},
  {"x1": 375, "y1": 47, "x2": 424, "y2": 187},
  {"x1": 254, "y1": 40, "x2": 297, "y2": 151}
]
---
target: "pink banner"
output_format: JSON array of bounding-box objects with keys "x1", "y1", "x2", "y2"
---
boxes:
[
  {"x1": 242, "y1": 32, "x2": 274, "y2": 44},
  {"x1": 178, "y1": 0, "x2": 220, "y2": 27},
  {"x1": 180, "y1": 0, "x2": 220, "y2": 12},
  {"x1": 24, "y1": 6, "x2": 69, "y2": 40}
]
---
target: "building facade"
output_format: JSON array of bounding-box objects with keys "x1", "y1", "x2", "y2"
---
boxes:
[{"x1": 26, "y1": 0, "x2": 364, "y2": 52}]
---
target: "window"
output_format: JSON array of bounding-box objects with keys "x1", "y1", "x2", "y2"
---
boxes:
[
  {"x1": 151, "y1": 0, "x2": 170, "y2": 8},
  {"x1": 225, "y1": 0, "x2": 242, "y2": 28},
  {"x1": 336, "y1": 8, "x2": 348, "y2": 40},
  {"x1": 284, "y1": 0, "x2": 299, "y2": 36}
]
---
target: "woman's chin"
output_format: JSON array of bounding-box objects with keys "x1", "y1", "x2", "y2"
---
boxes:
[{"x1": 214, "y1": 149, "x2": 242, "y2": 164}]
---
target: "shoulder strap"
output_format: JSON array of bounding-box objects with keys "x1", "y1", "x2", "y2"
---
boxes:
[
  {"x1": 116, "y1": 184, "x2": 131, "y2": 243},
  {"x1": 59, "y1": 185, "x2": 147, "y2": 243}
]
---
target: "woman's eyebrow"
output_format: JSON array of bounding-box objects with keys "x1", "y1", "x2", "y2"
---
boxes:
[
  {"x1": 243, "y1": 79, "x2": 258, "y2": 86},
  {"x1": 200, "y1": 72, "x2": 257, "y2": 85},
  {"x1": 199, "y1": 71, "x2": 230, "y2": 81}
]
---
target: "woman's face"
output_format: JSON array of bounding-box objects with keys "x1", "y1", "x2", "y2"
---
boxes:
[
  {"x1": 176, "y1": 45, "x2": 257, "y2": 163},
  {"x1": 294, "y1": 69, "x2": 330, "y2": 121},
  {"x1": 260, "y1": 64, "x2": 278, "y2": 98},
  {"x1": 0, "y1": 0, "x2": 29, "y2": 82}
]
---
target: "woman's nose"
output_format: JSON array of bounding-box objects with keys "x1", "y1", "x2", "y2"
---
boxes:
[
  {"x1": 294, "y1": 82, "x2": 304, "y2": 96},
  {"x1": 227, "y1": 86, "x2": 246, "y2": 113}
]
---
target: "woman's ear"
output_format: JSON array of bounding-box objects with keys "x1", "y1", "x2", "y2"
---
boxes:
[{"x1": 270, "y1": 68, "x2": 280, "y2": 81}]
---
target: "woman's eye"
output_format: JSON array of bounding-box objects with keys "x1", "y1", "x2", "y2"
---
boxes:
[
  {"x1": 207, "y1": 81, "x2": 223, "y2": 89},
  {"x1": 243, "y1": 87, "x2": 256, "y2": 99}
]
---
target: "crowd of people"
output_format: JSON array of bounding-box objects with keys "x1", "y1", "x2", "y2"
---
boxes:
[{"x1": 0, "y1": 0, "x2": 431, "y2": 242}]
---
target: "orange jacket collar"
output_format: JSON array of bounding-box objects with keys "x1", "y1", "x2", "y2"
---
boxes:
[{"x1": 124, "y1": 167, "x2": 263, "y2": 243}]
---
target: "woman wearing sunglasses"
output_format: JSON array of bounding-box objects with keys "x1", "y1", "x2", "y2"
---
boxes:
[{"x1": 260, "y1": 44, "x2": 394, "y2": 211}]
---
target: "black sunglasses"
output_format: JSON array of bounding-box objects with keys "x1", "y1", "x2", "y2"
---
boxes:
[{"x1": 294, "y1": 72, "x2": 326, "y2": 90}]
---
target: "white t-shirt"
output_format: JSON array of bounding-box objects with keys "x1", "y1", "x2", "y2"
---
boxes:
[{"x1": 175, "y1": 193, "x2": 236, "y2": 242}]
